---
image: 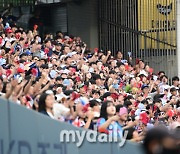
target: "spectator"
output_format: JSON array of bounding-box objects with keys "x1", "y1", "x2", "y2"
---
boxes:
[
  {"x1": 38, "y1": 92, "x2": 55, "y2": 118},
  {"x1": 123, "y1": 127, "x2": 143, "y2": 142},
  {"x1": 97, "y1": 101, "x2": 123, "y2": 138},
  {"x1": 0, "y1": 18, "x2": 179, "y2": 148},
  {"x1": 143, "y1": 127, "x2": 179, "y2": 154},
  {"x1": 171, "y1": 76, "x2": 179, "y2": 89}
]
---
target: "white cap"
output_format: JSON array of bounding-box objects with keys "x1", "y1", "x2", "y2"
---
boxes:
[{"x1": 45, "y1": 90, "x2": 54, "y2": 95}]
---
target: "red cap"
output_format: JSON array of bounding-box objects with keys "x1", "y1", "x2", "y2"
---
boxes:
[
  {"x1": 111, "y1": 93, "x2": 119, "y2": 100},
  {"x1": 6, "y1": 28, "x2": 12, "y2": 33},
  {"x1": 17, "y1": 67, "x2": 25, "y2": 73},
  {"x1": 76, "y1": 76, "x2": 81, "y2": 82},
  {"x1": 140, "y1": 112, "x2": 149, "y2": 125}
]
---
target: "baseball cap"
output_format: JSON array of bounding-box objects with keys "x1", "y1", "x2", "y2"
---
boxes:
[
  {"x1": 49, "y1": 70, "x2": 57, "y2": 79},
  {"x1": 63, "y1": 79, "x2": 71, "y2": 86},
  {"x1": 119, "y1": 107, "x2": 128, "y2": 116},
  {"x1": 25, "y1": 50, "x2": 32, "y2": 55},
  {"x1": 141, "y1": 84, "x2": 149, "y2": 90}
]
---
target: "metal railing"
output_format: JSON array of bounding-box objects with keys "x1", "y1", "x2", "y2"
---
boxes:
[
  {"x1": 99, "y1": 0, "x2": 177, "y2": 79},
  {"x1": 0, "y1": 0, "x2": 35, "y2": 8}
]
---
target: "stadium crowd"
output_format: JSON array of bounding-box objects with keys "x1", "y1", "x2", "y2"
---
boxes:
[{"x1": 0, "y1": 17, "x2": 179, "y2": 153}]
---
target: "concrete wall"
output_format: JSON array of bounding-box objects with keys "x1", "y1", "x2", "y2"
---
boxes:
[{"x1": 67, "y1": 0, "x2": 99, "y2": 49}]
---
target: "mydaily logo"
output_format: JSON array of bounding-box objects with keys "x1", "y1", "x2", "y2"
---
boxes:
[{"x1": 60, "y1": 129, "x2": 128, "y2": 147}]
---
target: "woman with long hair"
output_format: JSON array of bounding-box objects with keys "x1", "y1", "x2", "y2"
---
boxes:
[
  {"x1": 38, "y1": 92, "x2": 55, "y2": 119},
  {"x1": 97, "y1": 100, "x2": 123, "y2": 138}
]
